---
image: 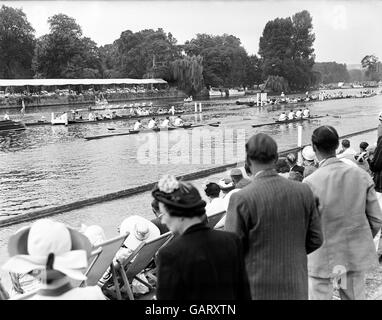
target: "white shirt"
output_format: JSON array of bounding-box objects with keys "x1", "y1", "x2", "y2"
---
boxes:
[
  {"x1": 133, "y1": 121, "x2": 142, "y2": 131},
  {"x1": 174, "y1": 118, "x2": 184, "y2": 126},
  {"x1": 337, "y1": 148, "x2": 357, "y2": 160},
  {"x1": 303, "y1": 109, "x2": 310, "y2": 117},
  {"x1": 205, "y1": 197, "x2": 226, "y2": 216},
  {"x1": 295, "y1": 110, "x2": 303, "y2": 118},
  {"x1": 148, "y1": 119, "x2": 157, "y2": 129},
  {"x1": 288, "y1": 112, "x2": 295, "y2": 120},
  {"x1": 4, "y1": 114, "x2": 10, "y2": 120},
  {"x1": 161, "y1": 119, "x2": 170, "y2": 128},
  {"x1": 278, "y1": 113, "x2": 287, "y2": 121}
]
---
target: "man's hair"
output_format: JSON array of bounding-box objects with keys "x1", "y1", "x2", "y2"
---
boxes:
[
  {"x1": 204, "y1": 182, "x2": 220, "y2": 198},
  {"x1": 360, "y1": 141, "x2": 369, "y2": 151},
  {"x1": 246, "y1": 133, "x2": 278, "y2": 164},
  {"x1": 341, "y1": 139, "x2": 350, "y2": 148},
  {"x1": 311, "y1": 126, "x2": 339, "y2": 153}
]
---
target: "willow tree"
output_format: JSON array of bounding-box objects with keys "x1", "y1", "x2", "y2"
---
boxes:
[
  {"x1": 265, "y1": 75, "x2": 290, "y2": 93},
  {"x1": 171, "y1": 55, "x2": 204, "y2": 95}
]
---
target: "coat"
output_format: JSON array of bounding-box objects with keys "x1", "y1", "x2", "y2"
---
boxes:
[
  {"x1": 369, "y1": 136, "x2": 382, "y2": 193},
  {"x1": 304, "y1": 157, "x2": 382, "y2": 278},
  {"x1": 225, "y1": 169, "x2": 323, "y2": 300},
  {"x1": 156, "y1": 223, "x2": 251, "y2": 300}
]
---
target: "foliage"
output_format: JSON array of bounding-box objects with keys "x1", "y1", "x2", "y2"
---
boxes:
[
  {"x1": 258, "y1": 10, "x2": 316, "y2": 91},
  {"x1": 361, "y1": 55, "x2": 381, "y2": 81},
  {"x1": 348, "y1": 69, "x2": 365, "y2": 82},
  {"x1": 171, "y1": 55, "x2": 204, "y2": 95},
  {"x1": 313, "y1": 62, "x2": 350, "y2": 84},
  {"x1": 0, "y1": 5, "x2": 35, "y2": 78},
  {"x1": 265, "y1": 75, "x2": 290, "y2": 92},
  {"x1": 112, "y1": 28, "x2": 182, "y2": 80},
  {"x1": 184, "y1": 33, "x2": 256, "y2": 88},
  {"x1": 32, "y1": 14, "x2": 102, "y2": 78}
]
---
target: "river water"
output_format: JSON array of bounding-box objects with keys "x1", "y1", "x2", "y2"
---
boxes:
[{"x1": 0, "y1": 90, "x2": 381, "y2": 290}]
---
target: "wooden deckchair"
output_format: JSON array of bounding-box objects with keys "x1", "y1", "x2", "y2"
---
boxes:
[
  {"x1": 118, "y1": 231, "x2": 174, "y2": 300},
  {"x1": 206, "y1": 210, "x2": 226, "y2": 229},
  {"x1": 80, "y1": 233, "x2": 129, "y2": 300}
]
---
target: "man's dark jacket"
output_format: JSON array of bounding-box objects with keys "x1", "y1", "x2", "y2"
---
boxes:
[
  {"x1": 369, "y1": 136, "x2": 382, "y2": 192},
  {"x1": 156, "y1": 223, "x2": 251, "y2": 300}
]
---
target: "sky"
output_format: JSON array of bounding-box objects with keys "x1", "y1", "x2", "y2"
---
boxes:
[{"x1": 1, "y1": 0, "x2": 382, "y2": 66}]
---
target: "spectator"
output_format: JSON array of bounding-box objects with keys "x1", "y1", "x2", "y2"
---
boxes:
[
  {"x1": 354, "y1": 142, "x2": 370, "y2": 173},
  {"x1": 152, "y1": 175, "x2": 250, "y2": 300},
  {"x1": 225, "y1": 133, "x2": 323, "y2": 299},
  {"x1": 275, "y1": 157, "x2": 290, "y2": 178},
  {"x1": 230, "y1": 168, "x2": 251, "y2": 189},
  {"x1": 2, "y1": 219, "x2": 106, "y2": 300},
  {"x1": 337, "y1": 139, "x2": 357, "y2": 161},
  {"x1": 301, "y1": 145, "x2": 318, "y2": 178},
  {"x1": 204, "y1": 182, "x2": 225, "y2": 216},
  {"x1": 150, "y1": 199, "x2": 170, "y2": 234},
  {"x1": 286, "y1": 153, "x2": 304, "y2": 176},
  {"x1": 304, "y1": 126, "x2": 382, "y2": 300}
]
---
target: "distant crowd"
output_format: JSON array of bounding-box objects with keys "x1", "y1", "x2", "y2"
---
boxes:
[{"x1": 2, "y1": 118, "x2": 382, "y2": 300}]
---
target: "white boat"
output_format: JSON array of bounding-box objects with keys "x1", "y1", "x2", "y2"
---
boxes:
[
  {"x1": 228, "y1": 89, "x2": 245, "y2": 97},
  {"x1": 209, "y1": 88, "x2": 226, "y2": 97},
  {"x1": 51, "y1": 112, "x2": 68, "y2": 125},
  {"x1": 352, "y1": 84, "x2": 364, "y2": 88},
  {"x1": 184, "y1": 96, "x2": 193, "y2": 102}
]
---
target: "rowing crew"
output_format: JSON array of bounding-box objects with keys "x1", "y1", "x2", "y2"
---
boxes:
[
  {"x1": 133, "y1": 115, "x2": 185, "y2": 131},
  {"x1": 278, "y1": 107, "x2": 310, "y2": 121}
]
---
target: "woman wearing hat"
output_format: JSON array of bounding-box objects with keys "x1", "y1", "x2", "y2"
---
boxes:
[
  {"x1": 152, "y1": 175, "x2": 250, "y2": 300},
  {"x1": 2, "y1": 219, "x2": 106, "y2": 300},
  {"x1": 301, "y1": 145, "x2": 318, "y2": 178}
]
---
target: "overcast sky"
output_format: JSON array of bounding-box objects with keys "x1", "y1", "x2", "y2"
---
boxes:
[{"x1": 1, "y1": 0, "x2": 381, "y2": 66}]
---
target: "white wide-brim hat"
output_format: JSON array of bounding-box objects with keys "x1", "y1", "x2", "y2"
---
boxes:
[
  {"x1": 302, "y1": 145, "x2": 316, "y2": 161},
  {"x1": 2, "y1": 219, "x2": 92, "y2": 281},
  {"x1": 119, "y1": 215, "x2": 160, "y2": 251}
]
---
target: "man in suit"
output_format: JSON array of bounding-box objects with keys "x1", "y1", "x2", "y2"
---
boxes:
[
  {"x1": 152, "y1": 175, "x2": 250, "y2": 300},
  {"x1": 225, "y1": 133, "x2": 323, "y2": 300},
  {"x1": 303, "y1": 125, "x2": 382, "y2": 300}
]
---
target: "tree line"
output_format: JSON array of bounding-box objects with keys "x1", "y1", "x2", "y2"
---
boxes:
[{"x1": 0, "y1": 5, "x2": 379, "y2": 95}]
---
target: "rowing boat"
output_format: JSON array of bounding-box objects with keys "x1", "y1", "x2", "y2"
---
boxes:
[
  {"x1": 0, "y1": 120, "x2": 26, "y2": 132},
  {"x1": 251, "y1": 115, "x2": 326, "y2": 128},
  {"x1": 84, "y1": 122, "x2": 221, "y2": 141}
]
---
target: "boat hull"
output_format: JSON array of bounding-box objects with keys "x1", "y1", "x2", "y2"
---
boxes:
[{"x1": 0, "y1": 120, "x2": 26, "y2": 132}]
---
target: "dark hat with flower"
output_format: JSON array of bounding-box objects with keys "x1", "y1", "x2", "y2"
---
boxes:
[{"x1": 152, "y1": 175, "x2": 206, "y2": 211}]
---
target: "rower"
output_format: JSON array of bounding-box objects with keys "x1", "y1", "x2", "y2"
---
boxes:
[
  {"x1": 147, "y1": 117, "x2": 158, "y2": 129},
  {"x1": 161, "y1": 117, "x2": 171, "y2": 128},
  {"x1": 287, "y1": 109, "x2": 295, "y2": 120},
  {"x1": 173, "y1": 115, "x2": 184, "y2": 127},
  {"x1": 302, "y1": 107, "x2": 310, "y2": 118},
  {"x1": 133, "y1": 119, "x2": 142, "y2": 131},
  {"x1": 3, "y1": 113, "x2": 10, "y2": 120},
  {"x1": 295, "y1": 109, "x2": 303, "y2": 119},
  {"x1": 88, "y1": 112, "x2": 96, "y2": 121},
  {"x1": 278, "y1": 112, "x2": 287, "y2": 121}
]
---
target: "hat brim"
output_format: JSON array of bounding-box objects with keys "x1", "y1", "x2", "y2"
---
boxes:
[
  {"x1": 8, "y1": 225, "x2": 92, "y2": 259},
  {"x1": 120, "y1": 216, "x2": 161, "y2": 248}
]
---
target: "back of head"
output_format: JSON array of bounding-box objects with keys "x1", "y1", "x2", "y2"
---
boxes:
[
  {"x1": 286, "y1": 153, "x2": 297, "y2": 166},
  {"x1": 204, "y1": 182, "x2": 221, "y2": 198},
  {"x1": 311, "y1": 126, "x2": 339, "y2": 154},
  {"x1": 360, "y1": 141, "x2": 369, "y2": 151},
  {"x1": 341, "y1": 139, "x2": 350, "y2": 149},
  {"x1": 246, "y1": 133, "x2": 278, "y2": 164}
]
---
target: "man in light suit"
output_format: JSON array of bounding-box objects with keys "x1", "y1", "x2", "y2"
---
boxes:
[
  {"x1": 225, "y1": 133, "x2": 323, "y2": 300},
  {"x1": 304, "y1": 125, "x2": 382, "y2": 300}
]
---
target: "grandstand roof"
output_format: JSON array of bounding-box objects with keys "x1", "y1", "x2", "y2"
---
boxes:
[{"x1": 0, "y1": 78, "x2": 167, "y2": 87}]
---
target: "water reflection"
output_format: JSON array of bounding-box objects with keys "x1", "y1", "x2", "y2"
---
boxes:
[{"x1": 0, "y1": 95, "x2": 381, "y2": 216}]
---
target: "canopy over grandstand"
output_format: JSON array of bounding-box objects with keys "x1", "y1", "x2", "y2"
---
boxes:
[{"x1": 0, "y1": 78, "x2": 167, "y2": 87}]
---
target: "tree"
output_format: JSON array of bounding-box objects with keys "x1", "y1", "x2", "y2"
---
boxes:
[
  {"x1": 184, "y1": 33, "x2": 251, "y2": 88},
  {"x1": 313, "y1": 62, "x2": 350, "y2": 84},
  {"x1": 258, "y1": 11, "x2": 316, "y2": 91},
  {"x1": 33, "y1": 14, "x2": 102, "y2": 78},
  {"x1": 171, "y1": 55, "x2": 204, "y2": 95},
  {"x1": 361, "y1": 55, "x2": 381, "y2": 81},
  {"x1": 113, "y1": 28, "x2": 182, "y2": 80},
  {"x1": 0, "y1": 5, "x2": 35, "y2": 78}
]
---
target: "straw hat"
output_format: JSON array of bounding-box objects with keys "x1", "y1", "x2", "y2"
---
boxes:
[
  {"x1": 2, "y1": 219, "x2": 92, "y2": 281},
  {"x1": 302, "y1": 145, "x2": 316, "y2": 161},
  {"x1": 119, "y1": 215, "x2": 160, "y2": 251},
  {"x1": 218, "y1": 178, "x2": 235, "y2": 192}
]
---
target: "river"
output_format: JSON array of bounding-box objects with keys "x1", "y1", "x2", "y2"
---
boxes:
[{"x1": 0, "y1": 91, "x2": 381, "y2": 290}]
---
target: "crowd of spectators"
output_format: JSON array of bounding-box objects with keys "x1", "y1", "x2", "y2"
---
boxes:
[{"x1": 1, "y1": 123, "x2": 382, "y2": 300}]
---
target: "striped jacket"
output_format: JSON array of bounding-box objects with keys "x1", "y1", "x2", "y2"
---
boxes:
[{"x1": 225, "y1": 169, "x2": 322, "y2": 300}]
